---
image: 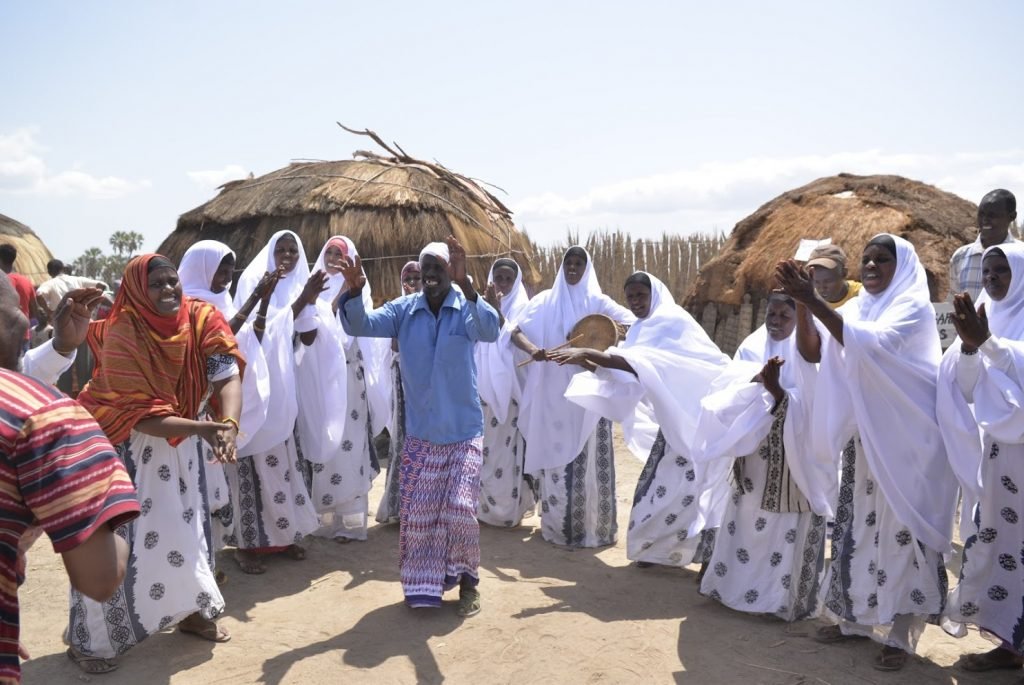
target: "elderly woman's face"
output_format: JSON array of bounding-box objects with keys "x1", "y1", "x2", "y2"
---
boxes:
[
  {"x1": 492, "y1": 266, "x2": 517, "y2": 296},
  {"x1": 273, "y1": 236, "x2": 301, "y2": 274},
  {"x1": 982, "y1": 253, "x2": 1012, "y2": 301},
  {"x1": 148, "y1": 266, "x2": 183, "y2": 315},
  {"x1": 211, "y1": 255, "x2": 235, "y2": 294},
  {"x1": 562, "y1": 254, "x2": 586, "y2": 286},
  {"x1": 624, "y1": 282, "x2": 652, "y2": 319},
  {"x1": 765, "y1": 300, "x2": 796, "y2": 341},
  {"x1": 860, "y1": 244, "x2": 897, "y2": 295}
]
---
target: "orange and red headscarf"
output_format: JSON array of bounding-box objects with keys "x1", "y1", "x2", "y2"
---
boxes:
[{"x1": 78, "y1": 254, "x2": 244, "y2": 446}]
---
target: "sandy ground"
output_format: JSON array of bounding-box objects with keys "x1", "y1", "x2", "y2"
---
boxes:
[{"x1": 19, "y1": 429, "x2": 1015, "y2": 685}]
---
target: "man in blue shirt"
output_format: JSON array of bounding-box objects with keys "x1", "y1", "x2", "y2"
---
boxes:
[{"x1": 337, "y1": 236, "x2": 499, "y2": 617}]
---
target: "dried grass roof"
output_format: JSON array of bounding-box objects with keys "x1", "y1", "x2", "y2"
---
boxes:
[
  {"x1": 159, "y1": 127, "x2": 537, "y2": 302},
  {"x1": 685, "y1": 173, "x2": 978, "y2": 307},
  {"x1": 0, "y1": 213, "x2": 55, "y2": 285}
]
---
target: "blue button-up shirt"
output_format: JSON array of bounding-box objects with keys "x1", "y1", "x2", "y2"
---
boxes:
[{"x1": 338, "y1": 286, "x2": 500, "y2": 444}]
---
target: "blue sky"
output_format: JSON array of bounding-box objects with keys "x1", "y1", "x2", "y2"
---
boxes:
[{"x1": 2, "y1": 1, "x2": 1022, "y2": 262}]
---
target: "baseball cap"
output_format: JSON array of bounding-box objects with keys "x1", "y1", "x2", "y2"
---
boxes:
[{"x1": 806, "y1": 244, "x2": 847, "y2": 270}]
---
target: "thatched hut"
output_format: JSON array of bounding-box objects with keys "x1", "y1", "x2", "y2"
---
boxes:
[
  {"x1": 685, "y1": 173, "x2": 978, "y2": 354},
  {"x1": 159, "y1": 130, "x2": 538, "y2": 304},
  {"x1": 0, "y1": 213, "x2": 55, "y2": 285}
]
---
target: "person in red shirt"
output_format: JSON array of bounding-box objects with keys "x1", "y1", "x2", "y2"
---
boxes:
[{"x1": 0, "y1": 269, "x2": 140, "y2": 684}]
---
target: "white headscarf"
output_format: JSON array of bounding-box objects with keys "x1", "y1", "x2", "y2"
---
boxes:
[
  {"x1": 815, "y1": 234, "x2": 957, "y2": 553},
  {"x1": 517, "y1": 247, "x2": 635, "y2": 473},
  {"x1": 939, "y1": 242, "x2": 1024, "y2": 503},
  {"x1": 693, "y1": 299, "x2": 835, "y2": 517},
  {"x1": 178, "y1": 240, "x2": 235, "y2": 315},
  {"x1": 974, "y1": 242, "x2": 1024, "y2": 444},
  {"x1": 233, "y1": 229, "x2": 316, "y2": 333},
  {"x1": 231, "y1": 230, "x2": 310, "y2": 453},
  {"x1": 565, "y1": 273, "x2": 731, "y2": 536},
  {"x1": 419, "y1": 242, "x2": 450, "y2": 265},
  {"x1": 178, "y1": 239, "x2": 270, "y2": 452},
  {"x1": 475, "y1": 259, "x2": 530, "y2": 423}
]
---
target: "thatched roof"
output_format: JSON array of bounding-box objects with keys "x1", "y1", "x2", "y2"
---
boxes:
[
  {"x1": 159, "y1": 128, "x2": 538, "y2": 303},
  {"x1": 0, "y1": 213, "x2": 55, "y2": 286},
  {"x1": 685, "y1": 173, "x2": 978, "y2": 307}
]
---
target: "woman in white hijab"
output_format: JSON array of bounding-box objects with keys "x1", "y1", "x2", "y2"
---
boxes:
[
  {"x1": 475, "y1": 258, "x2": 536, "y2": 527},
  {"x1": 552, "y1": 271, "x2": 729, "y2": 566},
  {"x1": 938, "y1": 242, "x2": 1024, "y2": 672},
  {"x1": 375, "y1": 261, "x2": 421, "y2": 525},
  {"x1": 228, "y1": 230, "x2": 323, "y2": 574},
  {"x1": 295, "y1": 236, "x2": 380, "y2": 541},
  {"x1": 776, "y1": 234, "x2": 958, "y2": 672},
  {"x1": 511, "y1": 246, "x2": 634, "y2": 548},
  {"x1": 694, "y1": 293, "x2": 834, "y2": 621},
  {"x1": 177, "y1": 240, "x2": 275, "y2": 564}
]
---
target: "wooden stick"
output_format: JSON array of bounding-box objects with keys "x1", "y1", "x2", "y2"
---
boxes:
[{"x1": 516, "y1": 335, "x2": 585, "y2": 367}]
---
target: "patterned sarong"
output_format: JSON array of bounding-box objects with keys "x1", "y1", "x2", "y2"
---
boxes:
[{"x1": 399, "y1": 436, "x2": 483, "y2": 607}]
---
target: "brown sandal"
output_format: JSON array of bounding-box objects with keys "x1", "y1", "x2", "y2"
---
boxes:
[
  {"x1": 234, "y1": 550, "x2": 266, "y2": 575},
  {"x1": 67, "y1": 647, "x2": 118, "y2": 674},
  {"x1": 873, "y1": 646, "x2": 908, "y2": 672}
]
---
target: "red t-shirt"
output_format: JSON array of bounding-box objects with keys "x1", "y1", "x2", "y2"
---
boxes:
[
  {"x1": 0, "y1": 369, "x2": 140, "y2": 682},
  {"x1": 5, "y1": 273, "x2": 33, "y2": 318}
]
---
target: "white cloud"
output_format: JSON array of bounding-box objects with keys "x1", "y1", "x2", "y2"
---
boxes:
[
  {"x1": 186, "y1": 164, "x2": 249, "y2": 190},
  {"x1": 515, "y1": 149, "x2": 1024, "y2": 243},
  {"x1": 0, "y1": 127, "x2": 150, "y2": 199}
]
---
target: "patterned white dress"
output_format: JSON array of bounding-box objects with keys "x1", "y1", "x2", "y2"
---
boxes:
[
  {"x1": 700, "y1": 402, "x2": 827, "y2": 620},
  {"x1": 819, "y1": 436, "x2": 947, "y2": 651},
  {"x1": 538, "y1": 418, "x2": 617, "y2": 548},
  {"x1": 298, "y1": 342, "x2": 379, "y2": 540},
  {"x1": 478, "y1": 399, "x2": 534, "y2": 527}
]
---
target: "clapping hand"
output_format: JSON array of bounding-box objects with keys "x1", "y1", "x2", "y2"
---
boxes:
[
  {"x1": 952, "y1": 292, "x2": 989, "y2": 352},
  {"x1": 484, "y1": 282, "x2": 503, "y2": 312},
  {"x1": 774, "y1": 260, "x2": 817, "y2": 304},
  {"x1": 753, "y1": 356, "x2": 786, "y2": 405},
  {"x1": 297, "y1": 270, "x2": 329, "y2": 307}
]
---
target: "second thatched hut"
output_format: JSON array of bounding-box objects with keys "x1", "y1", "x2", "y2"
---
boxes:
[{"x1": 684, "y1": 173, "x2": 979, "y2": 354}]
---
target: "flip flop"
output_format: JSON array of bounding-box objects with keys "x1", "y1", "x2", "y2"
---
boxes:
[
  {"x1": 457, "y1": 588, "x2": 481, "y2": 617},
  {"x1": 67, "y1": 647, "x2": 118, "y2": 674},
  {"x1": 178, "y1": 616, "x2": 231, "y2": 643},
  {"x1": 961, "y1": 648, "x2": 1024, "y2": 672},
  {"x1": 284, "y1": 544, "x2": 306, "y2": 561},
  {"x1": 873, "y1": 646, "x2": 908, "y2": 672}
]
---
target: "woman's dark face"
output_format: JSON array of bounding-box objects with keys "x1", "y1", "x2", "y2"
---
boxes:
[
  {"x1": 273, "y1": 236, "x2": 301, "y2": 274},
  {"x1": 982, "y1": 253, "x2": 1012, "y2": 301},
  {"x1": 860, "y1": 244, "x2": 897, "y2": 295},
  {"x1": 148, "y1": 266, "x2": 182, "y2": 315},
  {"x1": 765, "y1": 300, "x2": 796, "y2": 341},
  {"x1": 211, "y1": 255, "x2": 235, "y2": 294},
  {"x1": 624, "y1": 282, "x2": 652, "y2": 319},
  {"x1": 562, "y1": 254, "x2": 586, "y2": 286},
  {"x1": 492, "y1": 265, "x2": 517, "y2": 296}
]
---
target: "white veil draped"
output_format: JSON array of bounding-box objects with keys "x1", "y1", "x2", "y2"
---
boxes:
[
  {"x1": 178, "y1": 240, "x2": 270, "y2": 451},
  {"x1": 516, "y1": 247, "x2": 635, "y2": 473},
  {"x1": 814, "y1": 234, "x2": 957, "y2": 553},
  {"x1": 475, "y1": 259, "x2": 531, "y2": 423}
]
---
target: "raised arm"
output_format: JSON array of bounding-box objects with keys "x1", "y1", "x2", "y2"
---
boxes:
[
  {"x1": 336, "y1": 255, "x2": 401, "y2": 338},
  {"x1": 775, "y1": 260, "x2": 845, "y2": 349}
]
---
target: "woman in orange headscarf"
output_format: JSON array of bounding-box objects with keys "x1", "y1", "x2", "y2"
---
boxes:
[{"x1": 67, "y1": 254, "x2": 244, "y2": 674}]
